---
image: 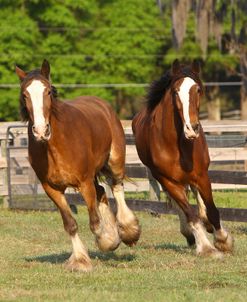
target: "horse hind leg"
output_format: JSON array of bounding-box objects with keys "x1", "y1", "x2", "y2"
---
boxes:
[
  {"x1": 80, "y1": 178, "x2": 120, "y2": 252},
  {"x1": 111, "y1": 182, "x2": 141, "y2": 246},
  {"x1": 106, "y1": 146, "x2": 141, "y2": 246},
  {"x1": 168, "y1": 194, "x2": 195, "y2": 246},
  {"x1": 94, "y1": 179, "x2": 121, "y2": 251},
  {"x1": 42, "y1": 183, "x2": 92, "y2": 272}
]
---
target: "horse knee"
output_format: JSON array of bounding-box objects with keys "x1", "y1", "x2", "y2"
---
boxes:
[
  {"x1": 89, "y1": 213, "x2": 100, "y2": 234},
  {"x1": 64, "y1": 218, "x2": 78, "y2": 236}
]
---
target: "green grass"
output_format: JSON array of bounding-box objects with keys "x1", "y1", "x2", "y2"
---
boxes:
[
  {"x1": 0, "y1": 208, "x2": 247, "y2": 301},
  {"x1": 126, "y1": 190, "x2": 247, "y2": 209}
]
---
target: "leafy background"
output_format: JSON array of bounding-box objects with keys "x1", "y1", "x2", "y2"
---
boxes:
[{"x1": 0, "y1": 0, "x2": 246, "y2": 120}]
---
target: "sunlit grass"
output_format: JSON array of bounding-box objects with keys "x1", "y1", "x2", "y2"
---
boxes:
[
  {"x1": 0, "y1": 208, "x2": 247, "y2": 301},
  {"x1": 125, "y1": 189, "x2": 247, "y2": 209}
]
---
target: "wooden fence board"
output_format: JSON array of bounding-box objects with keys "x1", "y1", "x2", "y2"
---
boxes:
[
  {"x1": 126, "y1": 145, "x2": 247, "y2": 163},
  {"x1": 65, "y1": 194, "x2": 247, "y2": 222},
  {"x1": 2, "y1": 122, "x2": 247, "y2": 222}
]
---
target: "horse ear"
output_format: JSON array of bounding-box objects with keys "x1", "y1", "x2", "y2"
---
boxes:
[
  {"x1": 191, "y1": 59, "x2": 200, "y2": 74},
  {"x1": 15, "y1": 65, "x2": 27, "y2": 81},
  {"x1": 41, "y1": 59, "x2": 50, "y2": 79},
  {"x1": 172, "y1": 59, "x2": 181, "y2": 75}
]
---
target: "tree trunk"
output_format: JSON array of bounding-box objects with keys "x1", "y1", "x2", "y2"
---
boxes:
[
  {"x1": 207, "y1": 97, "x2": 221, "y2": 121},
  {"x1": 240, "y1": 85, "x2": 247, "y2": 120},
  {"x1": 206, "y1": 85, "x2": 221, "y2": 121}
]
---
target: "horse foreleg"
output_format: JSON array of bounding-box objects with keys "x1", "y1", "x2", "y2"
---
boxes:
[
  {"x1": 158, "y1": 178, "x2": 222, "y2": 258},
  {"x1": 190, "y1": 186, "x2": 214, "y2": 233},
  {"x1": 80, "y1": 179, "x2": 120, "y2": 252},
  {"x1": 42, "y1": 183, "x2": 92, "y2": 272},
  {"x1": 196, "y1": 176, "x2": 234, "y2": 253},
  {"x1": 168, "y1": 194, "x2": 195, "y2": 246},
  {"x1": 111, "y1": 182, "x2": 141, "y2": 246}
]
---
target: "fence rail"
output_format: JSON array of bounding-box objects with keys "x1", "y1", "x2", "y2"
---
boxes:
[{"x1": 1, "y1": 121, "x2": 247, "y2": 221}]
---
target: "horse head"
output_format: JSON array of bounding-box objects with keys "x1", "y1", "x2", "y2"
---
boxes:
[
  {"x1": 15, "y1": 60, "x2": 52, "y2": 141},
  {"x1": 171, "y1": 59, "x2": 203, "y2": 140}
]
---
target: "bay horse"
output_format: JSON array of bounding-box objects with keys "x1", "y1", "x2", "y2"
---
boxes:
[
  {"x1": 15, "y1": 59, "x2": 141, "y2": 272},
  {"x1": 132, "y1": 59, "x2": 233, "y2": 258}
]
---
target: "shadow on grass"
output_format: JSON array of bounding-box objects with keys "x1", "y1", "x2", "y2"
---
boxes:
[
  {"x1": 25, "y1": 250, "x2": 135, "y2": 264},
  {"x1": 155, "y1": 243, "x2": 190, "y2": 253},
  {"x1": 236, "y1": 225, "x2": 247, "y2": 234},
  {"x1": 140, "y1": 242, "x2": 190, "y2": 254}
]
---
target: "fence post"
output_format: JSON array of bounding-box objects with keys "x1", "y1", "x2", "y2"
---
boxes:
[
  {"x1": 149, "y1": 174, "x2": 161, "y2": 201},
  {"x1": 0, "y1": 137, "x2": 9, "y2": 207}
]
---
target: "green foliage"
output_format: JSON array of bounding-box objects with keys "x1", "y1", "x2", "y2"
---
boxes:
[
  {"x1": 0, "y1": 0, "x2": 165, "y2": 120},
  {"x1": 0, "y1": 0, "x2": 246, "y2": 120}
]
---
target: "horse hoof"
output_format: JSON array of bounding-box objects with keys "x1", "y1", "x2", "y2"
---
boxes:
[
  {"x1": 197, "y1": 246, "x2": 223, "y2": 259},
  {"x1": 118, "y1": 219, "x2": 141, "y2": 246},
  {"x1": 65, "y1": 254, "x2": 93, "y2": 272},
  {"x1": 214, "y1": 233, "x2": 234, "y2": 253},
  {"x1": 96, "y1": 232, "x2": 121, "y2": 252}
]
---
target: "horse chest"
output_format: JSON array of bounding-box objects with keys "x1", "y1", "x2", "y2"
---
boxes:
[
  {"x1": 46, "y1": 150, "x2": 81, "y2": 186},
  {"x1": 149, "y1": 139, "x2": 202, "y2": 182}
]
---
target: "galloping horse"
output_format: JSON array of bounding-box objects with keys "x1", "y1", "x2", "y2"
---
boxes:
[
  {"x1": 15, "y1": 60, "x2": 140, "y2": 271},
  {"x1": 132, "y1": 59, "x2": 233, "y2": 257}
]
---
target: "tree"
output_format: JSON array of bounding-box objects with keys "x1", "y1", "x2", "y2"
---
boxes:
[
  {"x1": 0, "y1": 0, "x2": 165, "y2": 120},
  {"x1": 77, "y1": 0, "x2": 165, "y2": 117}
]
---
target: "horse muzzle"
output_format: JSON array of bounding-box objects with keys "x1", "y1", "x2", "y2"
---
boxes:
[
  {"x1": 32, "y1": 123, "x2": 51, "y2": 141},
  {"x1": 184, "y1": 123, "x2": 200, "y2": 140}
]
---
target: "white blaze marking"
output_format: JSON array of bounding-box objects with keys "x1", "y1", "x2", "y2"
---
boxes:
[
  {"x1": 177, "y1": 77, "x2": 196, "y2": 126},
  {"x1": 26, "y1": 80, "x2": 46, "y2": 128}
]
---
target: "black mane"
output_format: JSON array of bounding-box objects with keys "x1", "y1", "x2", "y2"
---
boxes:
[{"x1": 147, "y1": 65, "x2": 203, "y2": 111}]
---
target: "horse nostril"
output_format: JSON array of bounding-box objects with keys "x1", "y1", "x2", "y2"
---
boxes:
[
  {"x1": 45, "y1": 124, "x2": 51, "y2": 137},
  {"x1": 192, "y1": 123, "x2": 199, "y2": 133},
  {"x1": 45, "y1": 124, "x2": 50, "y2": 135},
  {"x1": 32, "y1": 125, "x2": 36, "y2": 133}
]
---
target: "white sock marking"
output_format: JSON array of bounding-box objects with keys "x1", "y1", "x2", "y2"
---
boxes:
[
  {"x1": 190, "y1": 222, "x2": 214, "y2": 254},
  {"x1": 71, "y1": 233, "x2": 89, "y2": 259},
  {"x1": 112, "y1": 184, "x2": 135, "y2": 224}
]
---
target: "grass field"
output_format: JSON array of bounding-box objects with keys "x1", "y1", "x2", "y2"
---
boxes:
[
  {"x1": 126, "y1": 189, "x2": 247, "y2": 208},
  {"x1": 0, "y1": 206, "x2": 247, "y2": 302}
]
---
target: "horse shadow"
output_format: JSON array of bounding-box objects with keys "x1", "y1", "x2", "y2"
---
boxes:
[
  {"x1": 140, "y1": 242, "x2": 190, "y2": 254},
  {"x1": 154, "y1": 243, "x2": 190, "y2": 253},
  {"x1": 25, "y1": 250, "x2": 135, "y2": 265},
  {"x1": 236, "y1": 225, "x2": 247, "y2": 234}
]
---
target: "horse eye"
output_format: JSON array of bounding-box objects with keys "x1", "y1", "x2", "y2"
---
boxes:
[
  {"x1": 197, "y1": 87, "x2": 201, "y2": 94},
  {"x1": 48, "y1": 91, "x2": 51, "y2": 95}
]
